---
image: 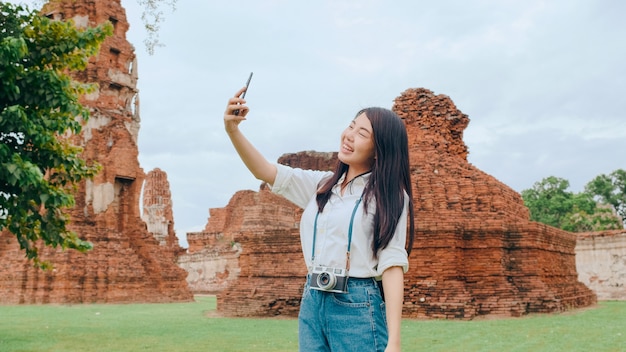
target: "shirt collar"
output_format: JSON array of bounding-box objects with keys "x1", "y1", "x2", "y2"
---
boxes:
[{"x1": 334, "y1": 172, "x2": 371, "y2": 196}]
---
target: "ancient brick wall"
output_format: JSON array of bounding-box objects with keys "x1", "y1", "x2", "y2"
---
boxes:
[
  {"x1": 277, "y1": 151, "x2": 338, "y2": 171},
  {"x1": 0, "y1": 0, "x2": 192, "y2": 304},
  {"x1": 180, "y1": 188, "x2": 305, "y2": 298},
  {"x1": 208, "y1": 189, "x2": 307, "y2": 316},
  {"x1": 178, "y1": 225, "x2": 243, "y2": 294},
  {"x1": 201, "y1": 88, "x2": 595, "y2": 319},
  {"x1": 576, "y1": 230, "x2": 626, "y2": 300}
]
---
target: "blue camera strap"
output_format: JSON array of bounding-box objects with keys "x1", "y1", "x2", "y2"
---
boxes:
[{"x1": 311, "y1": 196, "x2": 362, "y2": 272}]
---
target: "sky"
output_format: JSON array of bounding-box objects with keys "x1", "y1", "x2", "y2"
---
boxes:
[
  {"x1": 12, "y1": 0, "x2": 626, "y2": 247},
  {"x1": 128, "y1": 0, "x2": 625, "y2": 248}
]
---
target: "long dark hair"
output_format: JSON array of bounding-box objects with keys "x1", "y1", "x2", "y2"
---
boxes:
[{"x1": 316, "y1": 107, "x2": 415, "y2": 258}]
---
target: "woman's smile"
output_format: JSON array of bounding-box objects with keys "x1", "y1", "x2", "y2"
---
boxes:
[{"x1": 341, "y1": 143, "x2": 354, "y2": 153}]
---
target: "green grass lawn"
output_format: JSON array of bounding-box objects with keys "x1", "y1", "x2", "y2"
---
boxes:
[{"x1": 0, "y1": 296, "x2": 624, "y2": 352}]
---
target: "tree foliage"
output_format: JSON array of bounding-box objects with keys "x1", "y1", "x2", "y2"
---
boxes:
[
  {"x1": 521, "y1": 172, "x2": 624, "y2": 232},
  {"x1": 136, "y1": 0, "x2": 177, "y2": 55},
  {"x1": 585, "y1": 169, "x2": 626, "y2": 225},
  {"x1": 0, "y1": 3, "x2": 112, "y2": 267}
]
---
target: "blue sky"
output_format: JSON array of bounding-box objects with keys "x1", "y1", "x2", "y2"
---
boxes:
[{"x1": 13, "y1": 1, "x2": 626, "y2": 247}]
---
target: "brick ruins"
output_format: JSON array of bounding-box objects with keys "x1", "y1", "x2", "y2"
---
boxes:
[
  {"x1": 193, "y1": 88, "x2": 597, "y2": 319},
  {"x1": 396, "y1": 89, "x2": 595, "y2": 318},
  {"x1": 142, "y1": 168, "x2": 181, "y2": 251},
  {"x1": 0, "y1": 0, "x2": 192, "y2": 304}
]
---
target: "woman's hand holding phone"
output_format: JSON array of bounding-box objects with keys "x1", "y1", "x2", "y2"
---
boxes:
[{"x1": 224, "y1": 72, "x2": 253, "y2": 134}]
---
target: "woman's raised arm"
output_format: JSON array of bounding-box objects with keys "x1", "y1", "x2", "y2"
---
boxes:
[{"x1": 224, "y1": 87, "x2": 277, "y2": 185}]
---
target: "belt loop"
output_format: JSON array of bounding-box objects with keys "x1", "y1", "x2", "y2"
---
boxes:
[{"x1": 376, "y1": 279, "x2": 385, "y2": 301}]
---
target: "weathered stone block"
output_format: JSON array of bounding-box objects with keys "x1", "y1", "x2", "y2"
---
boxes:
[{"x1": 576, "y1": 230, "x2": 626, "y2": 300}]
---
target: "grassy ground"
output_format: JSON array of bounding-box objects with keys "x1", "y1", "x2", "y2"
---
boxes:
[{"x1": 0, "y1": 296, "x2": 624, "y2": 351}]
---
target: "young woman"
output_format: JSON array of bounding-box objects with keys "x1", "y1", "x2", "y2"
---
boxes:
[{"x1": 224, "y1": 86, "x2": 415, "y2": 352}]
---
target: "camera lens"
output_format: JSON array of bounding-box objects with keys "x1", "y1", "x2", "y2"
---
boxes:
[{"x1": 317, "y1": 271, "x2": 336, "y2": 290}]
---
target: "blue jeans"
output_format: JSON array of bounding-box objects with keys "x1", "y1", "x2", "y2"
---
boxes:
[{"x1": 298, "y1": 275, "x2": 388, "y2": 352}]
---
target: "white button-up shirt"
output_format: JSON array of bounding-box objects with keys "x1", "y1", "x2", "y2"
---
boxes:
[{"x1": 271, "y1": 163, "x2": 409, "y2": 279}]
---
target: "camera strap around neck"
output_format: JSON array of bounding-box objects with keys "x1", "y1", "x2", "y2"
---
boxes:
[{"x1": 311, "y1": 196, "x2": 362, "y2": 272}]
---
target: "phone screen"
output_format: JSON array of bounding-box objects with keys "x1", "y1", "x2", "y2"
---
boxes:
[{"x1": 241, "y1": 72, "x2": 253, "y2": 99}]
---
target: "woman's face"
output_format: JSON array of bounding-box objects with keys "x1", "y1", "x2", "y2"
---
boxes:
[{"x1": 338, "y1": 113, "x2": 376, "y2": 174}]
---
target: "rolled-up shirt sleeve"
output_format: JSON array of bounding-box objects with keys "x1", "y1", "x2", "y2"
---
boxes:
[
  {"x1": 270, "y1": 163, "x2": 332, "y2": 209},
  {"x1": 376, "y1": 193, "x2": 410, "y2": 276}
]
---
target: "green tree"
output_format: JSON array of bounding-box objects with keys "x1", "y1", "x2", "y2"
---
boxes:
[
  {"x1": 521, "y1": 176, "x2": 623, "y2": 232},
  {"x1": 585, "y1": 169, "x2": 626, "y2": 226},
  {"x1": 562, "y1": 203, "x2": 623, "y2": 232},
  {"x1": 0, "y1": 3, "x2": 112, "y2": 267},
  {"x1": 521, "y1": 176, "x2": 578, "y2": 228}
]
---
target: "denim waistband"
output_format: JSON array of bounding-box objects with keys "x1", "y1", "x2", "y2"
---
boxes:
[
  {"x1": 346, "y1": 277, "x2": 378, "y2": 286},
  {"x1": 306, "y1": 274, "x2": 378, "y2": 287}
]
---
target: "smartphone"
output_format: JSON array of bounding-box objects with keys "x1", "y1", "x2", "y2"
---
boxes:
[{"x1": 234, "y1": 72, "x2": 253, "y2": 116}]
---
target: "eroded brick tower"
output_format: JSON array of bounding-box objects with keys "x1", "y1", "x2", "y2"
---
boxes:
[{"x1": 0, "y1": 0, "x2": 192, "y2": 304}]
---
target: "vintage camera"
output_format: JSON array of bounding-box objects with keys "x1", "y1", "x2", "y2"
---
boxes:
[{"x1": 310, "y1": 266, "x2": 349, "y2": 293}]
